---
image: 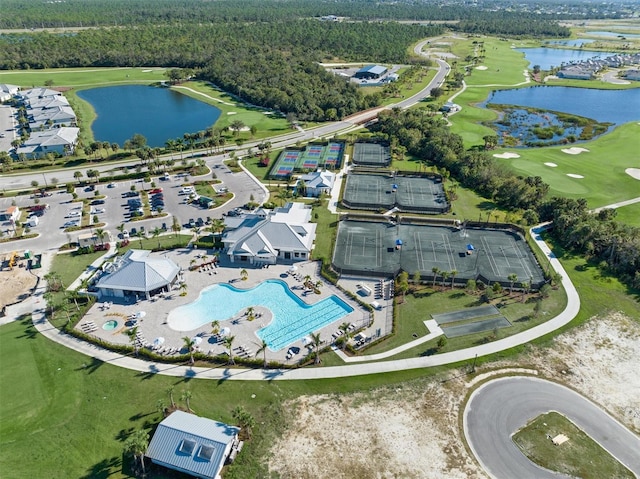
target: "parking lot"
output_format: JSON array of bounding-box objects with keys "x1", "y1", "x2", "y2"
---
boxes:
[
  {"x1": 0, "y1": 105, "x2": 17, "y2": 153},
  {"x1": 0, "y1": 159, "x2": 267, "y2": 254}
]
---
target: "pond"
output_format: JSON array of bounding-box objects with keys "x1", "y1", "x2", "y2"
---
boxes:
[
  {"x1": 481, "y1": 86, "x2": 640, "y2": 146},
  {"x1": 515, "y1": 47, "x2": 617, "y2": 70},
  {"x1": 77, "y1": 85, "x2": 221, "y2": 147},
  {"x1": 482, "y1": 86, "x2": 640, "y2": 125},
  {"x1": 586, "y1": 30, "x2": 640, "y2": 39},
  {"x1": 545, "y1": 39, "x2": 596, "y2": 47}
]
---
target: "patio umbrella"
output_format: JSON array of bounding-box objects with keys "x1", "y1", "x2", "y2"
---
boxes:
[
  {"x1": 137, "y1": 311, "x2": 147, "y2": 319},
  {"x1": 153, "y1": 337, "x2": 165, "y2": 348},
  {"x1": 302, "y1": 335, "x2": 312, "y2": 346},
  {"x1": 192, "y1": 336, "x2": 203, "y2": 346},
  {"x1": 288, "y1": 265, "x2": 298, "y2": 272},
  {"x1": 220, "y1": 327, "x2": 231, "y2": 336}
]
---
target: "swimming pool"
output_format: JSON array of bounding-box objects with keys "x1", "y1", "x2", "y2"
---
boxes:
[
  {"x1": 102, "y1": 320, "x2": 118, "y2": 331},
  {"x1": 167, "y1": 280, "x2": 353, "y2": 351}
]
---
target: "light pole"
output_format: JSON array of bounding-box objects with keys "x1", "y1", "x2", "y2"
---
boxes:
[{"x1": 42, "y1": 173, "x2": 48, "y2": 188}]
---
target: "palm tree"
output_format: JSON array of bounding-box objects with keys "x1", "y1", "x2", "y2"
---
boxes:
[
  {"x1": 450, "y1": 269, "x2": 458, "y2": 289},
  {"x1": 224, "y1": 335, "x2": 235, "y2": 365},
  {"x1": 123, "y1": 429, "x2": 149, "y2": 476},
  {"x1": 255, "y1": 339, "x2": 269, "y2": 368},
  {"x1": 95, "y1": 228, "x2": 106, "y2": 246},
  {"x1": 116, "y1": 223, "x2": 126, "y2": 239},
  {"x1": 172, "y1": 216, "x2": 181, "y2": 238},
  {"x1": 182, "y1": 336, "x2": 195, "y2": 365},
  {"x1": 151, "y1": 226, "x2": 162, "y2": 249},
  {"x1": 431, "y1": 267, "x2": 439, "y2": 288},
  {"x1": 440, "y1": 270, "x2": 450, "y2": 289},
  {"x1": 136, "y1": 230, "x2": 145, "y2": 248},
  {"x1": 210, "y1": 218, "x2": 225, "y2": 238},
  {"x1": 232, "y1": 406, "x2": 256, "y2": 440},
  {"x1": 246, "y1": 306, "x2": 255, "y2": 321},
  {"x1": 240, "y1": 269, "x2": 248, "y2": 281},
  {"x1": 508, "y1": 273, "x2": 518, "y2": 295},
  {"x1": 127, "y1": 326, "x2": 139, "y2": 356},
  {"x1": 166, "y1": 385, "x2": 176, "y2": 408},
  {"x1": 311, "y1": 332, "x2": 322, "y2": 364},
  {"x1": 339, "y1": 322, "x2": 351, "y2": 350},
  {"x1": 179, "y1": 282, "x2": 187, "y2": 296},
  {"x1": 181, "y1": 390, "x2": 193, "y2": 413},
  {"x1": 211, "y1": 320, "x2": 220, "y2": 335}
]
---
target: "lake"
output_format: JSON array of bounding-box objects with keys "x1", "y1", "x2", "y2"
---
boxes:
[
  {"x1": 587, "y1": 30, "x2": 640, "y2": 39},
  {"x1": 482, "y1": 86, "x2": 640, "y2": 125},
  {"x1": 77, "y1": 85, "x2": 221, "y2": 147},
  {"x1": 515, "y1": 47, "x2": 616, "y2": 70},
  {"x1": 545, "y1": 39, "x2": 596, "y2": 47}
]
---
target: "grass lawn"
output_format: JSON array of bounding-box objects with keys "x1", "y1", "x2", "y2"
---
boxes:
[
  {"x1": 499, "y1": 122, "x2": 640, "y2": 208},
  {"x1": 512, "y1": 412, "x2": 634, "y2": 479},
  {"x1": 0, "y1": 67, "x2": 168, "y2": 88},
  {"x1": 613, "y1": 202, "x2": 640, "y2": 227},
  {"x1": 120, "y1": 234, "x2": 191, "y2": 252},
  {"x1": 53, "y1": 250, "x2": 108, "y2": 290}
]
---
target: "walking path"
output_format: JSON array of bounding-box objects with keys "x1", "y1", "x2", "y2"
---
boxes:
[{"x1": 25, "y1": 223, "x2": 581, "y2": 380}]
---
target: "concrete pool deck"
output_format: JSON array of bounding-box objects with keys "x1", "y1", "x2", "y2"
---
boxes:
[{"x1": 76, "y1": 247, "x2": 392, "y2": 364}]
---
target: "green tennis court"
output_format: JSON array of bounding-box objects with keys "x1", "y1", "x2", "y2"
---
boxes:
[
  {"x1": 441, "y1": 316, "x2": 512, "y2": 338},
  {"x1": 332, "y1": 219, "x2": 545, "y2": 288},
  {"x1": 352, "y1": 142, "x2": 391, "y2": 167}
]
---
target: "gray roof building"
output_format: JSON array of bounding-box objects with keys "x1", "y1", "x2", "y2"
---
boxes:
[
  {"x1": 96, "y1": 249, "x2": 181, "y2": 299},
  {"x1": 146, "y1": 411, "x2": 241, "y2": 479},
  {"x1": 0, "y1": 83, "x2": 19, "y2": 102},
  {"x1": 28, "y1": 105, "x2": 77, "y2": 129},
  {"x1": 222, "y1": 202, "x2": 316, "y2": 265},
  {"x1": 15, "y1": 127, "x2": 80, "y2": 159},
  {"x1": 354, "y1": 64, "x2": 388, "y2": 80},
  {"x1": 298, "y1": 170, "x2": 336, "y2": 197}
]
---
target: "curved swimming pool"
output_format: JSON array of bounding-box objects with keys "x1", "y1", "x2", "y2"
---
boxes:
[{"x1": 167, "y1": 280, "x2": 353, "y2": 351}]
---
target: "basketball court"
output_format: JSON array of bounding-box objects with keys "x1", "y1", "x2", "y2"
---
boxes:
[
  {"x1": 333, "y1": 220, "x2": 545, "y2": 288},
  {"x1": 352, "y1": 142, "x2": 391, "y2": 167},
  {"x1": 342, "y1": 173, "x2": 449, "y2": 213}
]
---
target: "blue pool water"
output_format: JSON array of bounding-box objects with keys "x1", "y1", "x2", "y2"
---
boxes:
[{"x1": 167, "y1": 280, "x2": 353, "y2": 351}]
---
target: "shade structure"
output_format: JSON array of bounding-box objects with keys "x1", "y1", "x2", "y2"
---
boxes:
[
  {"x1": 302, "y1": 335, "x2": 312, "y2": 346},
  {"x1": 396, "y1": 239, "x2": 403, "y2": 245},
  {"x1": 288, "y1": 265, "x2": 298, "y2": 272},
  {"x1": 466, "y1": 244, "x2": 475, "y2": 251},
  {"x1": 153, "y1": 337, "x2": 165, "y2": 348},
  {"x1": 137, "y1": 311, "x2": 147, "y2": 318},
  {"x1": 220, "y1": 327, "x2": 231, "y2": 336},
  {"x1": 191, "y1": 336, "x2": 202, "y2": 346}
]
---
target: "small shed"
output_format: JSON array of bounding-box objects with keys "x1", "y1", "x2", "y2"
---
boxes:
[{"x1": 552, "y1": 434, "x2": 569, "y2": 446}]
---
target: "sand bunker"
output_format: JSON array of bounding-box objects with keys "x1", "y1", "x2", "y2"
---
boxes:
[
  {"x1": 493, "y1": 152, "x2": 521, "y2": 159},
  {"x1": 625, "y1": 168, "x2": 640, "y2": 180},
  {"x1": 142, "y1": 69, "x2": 153, "y2": 72},
  {"x1": 475, "y1": 66, "x2": 488, "y2": 70},
  {"x1": 561, "y1": 147, "x2": 590, "y2": 155},
  {"x1": 544, "y1": 162, "x2": 558, "y2": 167},
  {"x1": 567, "y1": 173, "x2": 584, "y2": 178},
  {"x1": 227, "y1": 112, "x2": 237, "y2": 115}
]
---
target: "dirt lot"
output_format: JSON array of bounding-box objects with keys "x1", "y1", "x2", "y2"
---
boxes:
[
  {"x1": 268, "y1": 312, "x2": 640, "y2": 478},
  {"x1": 0, "y1": 261, "x2": 38, "y2": 309}
]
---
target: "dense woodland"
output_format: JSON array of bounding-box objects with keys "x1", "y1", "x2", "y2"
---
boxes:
[{"x1": 372, "y1": 108, "x2": 640, "y2": 290}]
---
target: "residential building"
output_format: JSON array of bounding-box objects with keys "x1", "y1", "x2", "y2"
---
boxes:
[
  {"x1": 15, "y1": 127, "x2": 80, "y2": 159},
  {"x1": 28, "y1": 105, "x2": 77, "y2": 130},
  {"x1": 146, "y1": 411, "x2": 242, "y2": 479},
  {"x1": 0, "y1": 206, "x2": 20, "y2": 222}
]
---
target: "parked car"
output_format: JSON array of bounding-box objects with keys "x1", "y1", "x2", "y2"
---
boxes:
[
  {"x1": 196, "y1": 217, "x2": 204, "y2": 227},
  {"x1": 107, "y1": 183, "x2": 117, "y2": 188},
  {"x1": 123, "y1": 191, "x2": 139, "y2": 198},
  {"x1": 188, "y1": 218, "x2": 196, "y2": 228},
  {"x1": 161, "y1": 222, "x2": 168, "y2": 231},
  {"x1": 130, "y1": 227, "x2": 137, "y2": 236},
  {"x1": 90, "y1": 208, "x2": 106, "y2": 214},
  {"x1": 179, "y1": 187, "x2": 195, "y2": 195},
  {"x1": 90, "y1": 199, "x2": 106, "y2": 205},
  {"x1": 65, "y1": 211, "x2": 81, "y2": 218},
  {"x1": 149, "y1": 188, "x2": 163, "y2": 194},
  {"x1": 121, "y1": 230, "x2": 130, "y2": 239},
  {"x1": 62, "y1": 220, "x2": 79, "y2": 228}
]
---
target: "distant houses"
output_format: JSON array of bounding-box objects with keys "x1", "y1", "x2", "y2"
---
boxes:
[
  {"x1": 556, "y1": 52, "x2": 640, "y2": 80},
  {"x1": 7, "y1": 87, "x2": 80, "y2": 159}
]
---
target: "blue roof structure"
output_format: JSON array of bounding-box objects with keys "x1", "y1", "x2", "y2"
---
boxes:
[
  {"x1": 146, "y1": 411, "x2": 240, "y2": 479},
  {"x1": 357, "y1": 65, "x2": 387, "y2": 76}
]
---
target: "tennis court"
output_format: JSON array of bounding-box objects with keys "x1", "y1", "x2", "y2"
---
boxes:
[
  {"x1": 352, "y1": 142, "x2": 391, "y2": 167},
  {"x1": 342, "y1": 173, "x2": 449, "y2": 213},
  {"x1": 441, "y1": 316, "x2": 512, "y2": 338},
  {"x1": 333, "y1": 220, "x2": 545, "y2": 288},
  {"x1": 269, "y1": 142, "x2": 345, "y2": 179},
  {"x1": 432, "y1": 305, "x2": 500, "y2": 325}
]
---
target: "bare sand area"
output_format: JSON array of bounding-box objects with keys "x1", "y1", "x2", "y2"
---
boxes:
[
  {"x1": 562, "y1": 147, "x2": 590, "y2": 155},
  {"x1": 268, "y1": 312, "x2": 640, "y2": 478},
  {"x1": 544, "y1": 162, "x2": 558, "y2": 167},
  {"x1": 567, "y1": 173, "x2": 585, "y2": 178},
  {"x1": 493, "y1": 152, "x2": 520, "y2": 159},
  {"x1": 475, "y1": 66, "x2": 488, "y2": 70},
  {"x1": 625, "y1": 168, "x2": 640, "y2": 180},
  {"x1": 0, "y1": 262, "x2": 37, "y2": 309}
]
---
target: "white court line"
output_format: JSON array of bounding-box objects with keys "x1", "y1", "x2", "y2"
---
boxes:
[
  {"x1": 441, "y1": 234, "x2": 454, "y2": 271},
  {"x1": 481, "y1": 237, "x2": 500, "y2": 276},
  {"x1": 414, "y1": 231, "x2": 425, "y2": 270}
]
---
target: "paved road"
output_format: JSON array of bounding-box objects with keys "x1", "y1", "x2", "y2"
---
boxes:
[{"x1": 464, "y1": 376, "x2": 640, "y2": 479}]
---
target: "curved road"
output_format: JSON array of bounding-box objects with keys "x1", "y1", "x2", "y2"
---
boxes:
[{"x1": 464, "y1": 376, "x2": 640, "y2": 479}]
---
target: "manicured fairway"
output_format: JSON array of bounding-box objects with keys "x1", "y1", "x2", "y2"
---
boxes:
[
  {"x1": 495, "y1": 122, "x2": 640, "y2": 208},
  {"x1": 0, "y1": 67, "x2": 167, "y2": 87}
]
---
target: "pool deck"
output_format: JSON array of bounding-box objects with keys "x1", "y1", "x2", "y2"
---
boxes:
[{"x1": 77, "y1": 247, "x2": 393, "y2": 364}]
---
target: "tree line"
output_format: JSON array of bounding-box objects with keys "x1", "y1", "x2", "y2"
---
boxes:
[{"x1": 0, "y1": 0, "x2": 614, "y2": 29}]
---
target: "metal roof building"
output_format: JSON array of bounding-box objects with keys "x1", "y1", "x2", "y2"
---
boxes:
[
  {"x1": 146, "y1": 411, "x2": 241, "y2": 479},
  {"x1": 96, "y1": 249, "x2": 181, "y2": 300},
  {"x1": 354, "y1": 65, "x2": 388, "y2": 80}
]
